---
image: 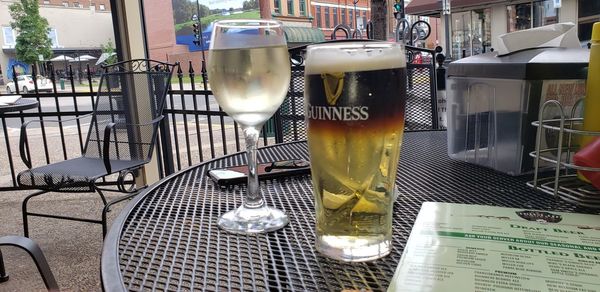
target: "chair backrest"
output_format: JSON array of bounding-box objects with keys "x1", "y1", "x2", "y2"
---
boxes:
[{"x1": 83, "y1": 59, "x2": 178, "y2": 164}]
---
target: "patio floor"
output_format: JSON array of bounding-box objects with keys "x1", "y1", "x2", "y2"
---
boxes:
[{"x1": 1, "y1": 189, "x2": 125, "y2": 291}]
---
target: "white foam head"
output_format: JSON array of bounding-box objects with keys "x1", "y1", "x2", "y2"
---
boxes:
[{"x1": 305, "y1": 41, "x2": 406, "y2": 74}]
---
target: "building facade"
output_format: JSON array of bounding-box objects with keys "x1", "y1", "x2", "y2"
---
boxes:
[
  {"x1": 310, "y1": 0, "x2": 370, "y2": 39},
  {"x1": 406, "y1": 0, "x2": 595, "y2": 59},
  {"x1": 0, "y1": 0, "x2": 114, "y2": 83},
  {"x1": 260, "y1": 0, "x2": 314, "y2": 27}
]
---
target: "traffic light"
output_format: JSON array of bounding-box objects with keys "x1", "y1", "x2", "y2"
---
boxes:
[
  {"x1": 192, "y1": 22, "x2": 201, "y2": 47},
  {"x1": 393, "y1": 0, "x2": 404, "y2": 19}
]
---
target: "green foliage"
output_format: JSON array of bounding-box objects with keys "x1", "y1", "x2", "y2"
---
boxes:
[
  {"x1": 9, "y1": 0, "x2": 53, "y2": 65},
  {"x1": 101, "y1": 39, "x2": 117, "y2": 65},
  {"x1": 243, "y1": 0, "x2": 259, "y2": 10},
  {"x1": 172, "y1": 0, "x2": 209, "y2": 24},
  {"x1": 175, "y1": 10, "x2": 260, "y2": 33}
]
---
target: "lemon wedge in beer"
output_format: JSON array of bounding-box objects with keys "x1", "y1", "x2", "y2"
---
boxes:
[
  {"x1": 351, "y1": 196, "x2": 385, "y2": 214},
  {"x1": 322, "y1": 190, "x2": 353, "y2": 209}
]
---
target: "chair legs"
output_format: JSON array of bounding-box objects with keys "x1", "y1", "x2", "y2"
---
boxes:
[
  {"x1": 22, "y1": 187, "x2": 140, "y2": 238},
  {"x1": 0, "y1": 249, "x2": 8, "y2": 283},
  {"x1": 0, "y1": 236, "x2": 59, "y2": 291}
]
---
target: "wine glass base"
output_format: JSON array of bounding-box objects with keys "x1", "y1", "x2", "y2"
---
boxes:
[{"x1": 218, "y1": 205, "x2": 289, "y2": 234}]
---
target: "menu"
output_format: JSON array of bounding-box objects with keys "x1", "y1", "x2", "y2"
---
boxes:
[{"x1": 388, "y1": 202, "x2": 600, "y2": 292}]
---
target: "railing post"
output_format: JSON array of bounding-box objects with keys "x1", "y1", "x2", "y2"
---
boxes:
[{"x1": 435, "y1": 47, "x2": 447, "y2": 129}]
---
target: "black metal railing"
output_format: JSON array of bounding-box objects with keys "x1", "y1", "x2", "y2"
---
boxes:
[{"x1": 0, "y1": 45, "x2": 443, "y2": 191}]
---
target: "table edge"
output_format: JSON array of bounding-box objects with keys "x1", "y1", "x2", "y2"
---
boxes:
[{"x1": 100, "y1": 140, "x2": 308, "y2": 290}]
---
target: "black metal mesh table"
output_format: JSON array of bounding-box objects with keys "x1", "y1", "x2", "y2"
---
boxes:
[{"x1": 101, "y1": 131, "x2": 599, "y2": 291}]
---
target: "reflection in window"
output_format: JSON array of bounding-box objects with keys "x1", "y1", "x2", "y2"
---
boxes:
[{"x1": 451, "y1": 9, "x2": 491, "y2": 59}]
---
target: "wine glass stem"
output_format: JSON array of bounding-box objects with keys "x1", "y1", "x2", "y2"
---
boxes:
[{"x1": 243, "y1": 126, "x2": 264, "y2": 209}]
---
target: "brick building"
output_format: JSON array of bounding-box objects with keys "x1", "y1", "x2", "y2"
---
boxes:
[{"x1": 311, "y1": 0, "x2": 371, "y2": 39}]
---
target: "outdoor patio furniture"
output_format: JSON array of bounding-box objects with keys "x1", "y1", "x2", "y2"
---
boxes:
[
  {"x1": 101, "y1": 131, "x2": 598, "y2": 291},
  {"x1": 17, "y1": 59, "x2": 179, "y2": 237},
  {"x1": 0, "y1": 236, "x2": 58, "y2": 291}
]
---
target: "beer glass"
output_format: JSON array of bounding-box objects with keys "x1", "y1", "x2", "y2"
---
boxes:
[
  {"x1": 305, "y1": 41, "x2": 406, "y2": 261},
  {"x1": 208, "y1": 19, "x2": 290, "y2": 234}
]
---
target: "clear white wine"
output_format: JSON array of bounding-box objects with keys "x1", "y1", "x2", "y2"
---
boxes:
[{"x1": 208, "y1": 45, "x2": 291, "y2": 127}]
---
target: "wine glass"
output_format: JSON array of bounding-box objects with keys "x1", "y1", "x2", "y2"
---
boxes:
[{"x1": 207, "y1": 19, "x2": 291, "y2": 234}]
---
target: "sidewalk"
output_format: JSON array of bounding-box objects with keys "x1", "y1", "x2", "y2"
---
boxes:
[{"x1": 1, "y1": 189, "x2": 124, "y2": 291}]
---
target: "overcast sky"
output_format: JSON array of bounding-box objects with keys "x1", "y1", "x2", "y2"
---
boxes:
[{"x1": 199, "y1": 0, "x2": 244, "y2": 10}]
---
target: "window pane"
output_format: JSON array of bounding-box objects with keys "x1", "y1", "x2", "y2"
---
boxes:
[
  {"x1": 316, "y1": 6, "x2": 322, "y2": 27},
  {"x1": 579, "y1": 0, "x2": 600, "y2": 18},
  {"x1": 2, "y1": 27, "x2": 15, "y2": 46},
  {"x1": 300, "y1": 0, "x2": 306, "y2": 16},
  {"x1": 341, "y1": 8, "x2": 346, "y2": 25},
  {"x1": 507, "y1": 3, "x2": 532, "y2": 32},
  {"x1": 274, "y1": 0, "x2": 280, "y2": 13},
  {"x1": 452, "y1": 11, "x2": 472, "y2": 58},
  {"x1": 325, "y1": 7, "x2": 330, "y2": 27},
  {"x1": 333, "y1": 8, "x2": 338, "y2": 26},
  {"x1": 471, "y1": 9, "x2": 492, "y2": 55},
  {"x1": 349, "y1": 10, "x2": 353, "y2": 27},
  {"x1": 99, "y1": 4, "x2": 105, "y2": 10},
  {"x1": 533, "y1": 0, "x2": 557, "y2": 27},
  {"x1": 48, "y1": 28, "x2": 59, "y2": 48},
  {"x1": 287, "y1": 0, "x2": 293, "y2": 15}
]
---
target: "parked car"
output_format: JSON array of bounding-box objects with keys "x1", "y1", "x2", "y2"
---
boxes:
[{"x1": 6, "y1": 75, "x2": 53, "y2": 94}]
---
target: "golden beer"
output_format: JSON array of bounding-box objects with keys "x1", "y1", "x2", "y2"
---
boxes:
[{"x1": 305, "y1": 42, "x2": 406, "y2": 262}]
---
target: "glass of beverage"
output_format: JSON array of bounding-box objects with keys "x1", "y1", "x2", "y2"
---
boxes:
[
  {"x1": 207, "y1": 19, "x2": 291, "y2": 233},
  {"x1": 305, "y1": 41, "x2": 407, "y2": 261}
]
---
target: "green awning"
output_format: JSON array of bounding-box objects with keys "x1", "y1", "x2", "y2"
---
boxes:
[{"x1": 284, "y1": 27, "x2": 325, "y2": 45}]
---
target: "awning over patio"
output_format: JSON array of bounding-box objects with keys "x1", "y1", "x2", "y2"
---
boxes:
[
  {"x1": 405, "y1": 0, "x2": 506, "y2": 16},
  {"x1": 283, "y1": 27, "x2": 325, "y2": 46}
]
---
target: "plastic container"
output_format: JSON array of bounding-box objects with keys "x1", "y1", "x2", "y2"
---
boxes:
[
  {"x1": 447, "y1": 48, "x2": 589, "y2": 175},
  {"x1": 578, "y1": 22, "x2": 600, "y2": 182},
  {"x1": 574, "y1": 137, "x2": 600, "y2": 190},
  {"x1": 581, "y1": 23, "x2": 600, "y2": 147}
]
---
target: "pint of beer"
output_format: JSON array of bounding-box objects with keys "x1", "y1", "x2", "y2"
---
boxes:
[{"x1": 305, "y1": 41, "x2": 406, "y2": 262}]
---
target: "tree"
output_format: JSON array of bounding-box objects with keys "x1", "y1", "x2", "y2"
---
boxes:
[
  {"x1": 370, "y1": 0, "x2": 388, "y2": 40},
  {"x1": 9, "y1": 0, "x2": 53, "y2": 66},
  {"x1": 101, "y1": 39, "x2": 117, "y2": 65},
  {"x1": 172, "y1": 0, "x2": 209, "y2": 24},
  {"x1": 243, "y1": 0, "x2": 258, "y2": 10}
]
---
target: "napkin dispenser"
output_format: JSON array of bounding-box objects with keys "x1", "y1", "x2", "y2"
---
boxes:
[{"x1": 446, "y1": 47, "x2": 589, "y2": 175}]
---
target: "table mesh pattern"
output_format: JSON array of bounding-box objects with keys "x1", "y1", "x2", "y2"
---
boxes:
[
  {"x1": 405, "y1": 64, "x2": 434, "y2": 131},
  {"x1": 115, "y1": 132, "x2": 599, "y2": 291}
]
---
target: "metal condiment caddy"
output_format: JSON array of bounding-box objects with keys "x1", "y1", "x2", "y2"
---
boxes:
[{"x1": 528, "y1": 99, "x2": 600, "y2": 208}]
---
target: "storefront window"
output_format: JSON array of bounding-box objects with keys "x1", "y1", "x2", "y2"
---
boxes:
[
  {"x1": 451, "y1": 9, "x2": 491, "y2": 59},
  {"x1": 507, "y1": 1, "x2": 557, "y2": 32}
]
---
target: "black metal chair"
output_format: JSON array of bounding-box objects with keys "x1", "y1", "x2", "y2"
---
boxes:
[
  {"x1": 17, "y1": 59, "x2": 178, "y2": 237},
  {"x1": 0, "y1": 236, "x2": 58, "y2": 291}
]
